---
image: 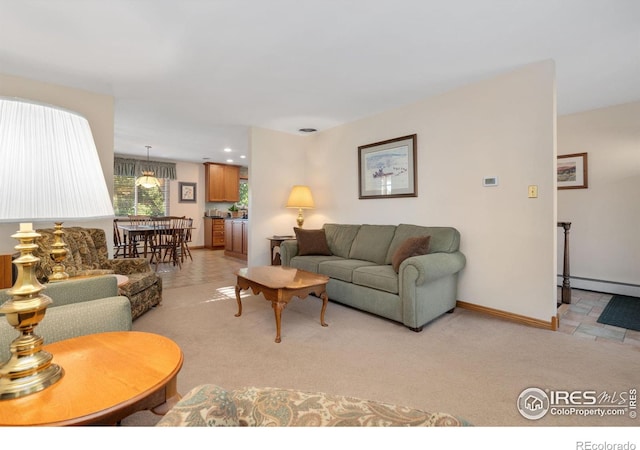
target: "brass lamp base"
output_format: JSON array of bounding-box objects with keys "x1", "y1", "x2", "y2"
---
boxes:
[
  {"x1": 0, "y1": 225, "x2": 64, "y2": 400},
  {"x1": 48, "y1": 222, "x2": 69, "y2": 282},
  {"x1": 296, "y1": 209, "x2": 305, "y2": 228}
]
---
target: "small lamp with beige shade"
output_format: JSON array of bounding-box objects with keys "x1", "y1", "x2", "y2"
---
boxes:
[{"x1": 286, "y1": 185, "x2": 315, "y2": 228}]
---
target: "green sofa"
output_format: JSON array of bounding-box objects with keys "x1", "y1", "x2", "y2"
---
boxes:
[
  {"x1": 157, "y1": 384, "x2": 469, "y2": 426},
  {"x1": 280, "y1": 223, "x2": 466, "y2": 331},
  {"x1": 0, "y1": 276, "x2": 132, "y2": 362}
]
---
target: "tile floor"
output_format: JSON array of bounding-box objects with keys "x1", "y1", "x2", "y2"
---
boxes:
[
  {"x1": 557, "y1": 288, "x2": 640, "y2": 348},
  {"x1": 151, "y1": 248, "x2": 640, "y2": 348}
]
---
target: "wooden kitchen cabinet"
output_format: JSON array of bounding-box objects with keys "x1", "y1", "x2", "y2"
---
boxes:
[
  {"x1": 204, "y1": 217, "x2": 225, "y2": 249},
  {"x1": 224, "y1": 219, "x2": 247, "y2": 260},
  {"x1": 204, "y1": 163, "x2": 240, "y2": 202}
]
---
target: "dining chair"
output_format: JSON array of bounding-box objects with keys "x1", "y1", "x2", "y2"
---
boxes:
[
  {"x1": 113, "y1": 219, "x2": 132, "y2": 258},
  {"x1": 127, "y1": 215, "x2": 151, "y2": 257},
  {"x1": 177, "y1": 217, "x2": 193, "y2": 263},
  {"x1": 148, "y1": 217, "x2": 183, "y2": 271}
]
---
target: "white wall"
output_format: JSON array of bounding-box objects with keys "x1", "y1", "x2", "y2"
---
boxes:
[
  {"x1": 0, "y1": 73, "x2": 114, "y2": 254},
  {"x1": 168, "y1": 160, "x2": 206, "y2": 247},
  {"x1": 249, "y1": 60, "x2": 558, "y2": 322},
  {"x1": 247, "y1": 127, "x2": 310, "y2": 266},
  {"x1": 557, "y1": 101, "x2": 640, "y2": 296}
]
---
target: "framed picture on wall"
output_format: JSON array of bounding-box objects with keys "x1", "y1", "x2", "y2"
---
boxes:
[
  {"x1": 358, "y1": 134, "x2": 417, "y2": 199},
  {"x1": 179, "y1": 182, "x2": 197, "y2": 202},
  {"x1": 557, "y1": 153, "x2": 588, "y2": 189}
]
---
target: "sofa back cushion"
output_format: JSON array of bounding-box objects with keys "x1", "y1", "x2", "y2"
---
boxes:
[
  {"x1": 323, "y1": 224, "x2": 361, "y2": 258},
  {"x1": 34, "y1": 227, "x2": 110, "y2": 281},
  {"x1": 349, "y1": 224, "x2": 397, "y2": 264},
  {"x1": 385, "y1": 224, "x2": 460, "y2": 264}
]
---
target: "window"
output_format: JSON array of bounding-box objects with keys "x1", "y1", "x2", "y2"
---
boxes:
[
  {"x1": 113, "y1": 175, "x2": 169, "y2": 216},
  {"x1": 239, "y1": 179, "x2": 249, "y2": 207},
  {"x1": 113, "y1": 156, "x2": 177, "y2": 216}
]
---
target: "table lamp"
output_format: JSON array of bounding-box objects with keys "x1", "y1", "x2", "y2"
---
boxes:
[
  {"x1": 286, "y1": 185, "x2": 315, "y2": 228},
  {"x1": 0, "y1": 97, "x2": 114, "y2": 399}
]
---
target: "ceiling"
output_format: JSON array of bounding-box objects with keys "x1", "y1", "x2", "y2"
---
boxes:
[{"x1": 1, "y1": 1, "x2": 638, "y2": 165}]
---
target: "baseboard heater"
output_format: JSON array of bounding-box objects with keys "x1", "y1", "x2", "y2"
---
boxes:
[
  {"x1": 556, "y1": 275, "x2": 640, "y2": 298},
  {"x1": 456, "y1": 301, "x2": 559, "y2": 331}
]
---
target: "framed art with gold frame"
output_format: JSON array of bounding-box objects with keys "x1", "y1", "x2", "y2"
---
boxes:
[{"x1": 557, "y1": 153, "x2": 588, "y2": 189}]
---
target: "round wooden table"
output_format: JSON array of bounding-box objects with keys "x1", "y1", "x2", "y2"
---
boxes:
[{"x1": 0, "y1": 331, "x2": 183, "y2": 426}]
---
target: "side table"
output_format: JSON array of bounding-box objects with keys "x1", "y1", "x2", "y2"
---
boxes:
[
  {"x1": 267, "y1": 236, "x2": 295, "y2": 265},
  {"x1": 0, "y1": 331, "x2": 183, "y2": 426}
]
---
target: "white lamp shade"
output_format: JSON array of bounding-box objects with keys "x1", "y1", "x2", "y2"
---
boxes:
[
  {"x1": 0, "y1": 97, "x2": 114, "y2": 222},
  {"x1": 286, "y1": 185, "x2": 315, "y2": 209}
]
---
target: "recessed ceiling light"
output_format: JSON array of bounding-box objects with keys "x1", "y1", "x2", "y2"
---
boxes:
[
  {"x1": 240, "y1": 155, "x2": 246, "y2": 159},
  {"x1": 226, "y1": 159, "x2": 233, "y2": 163},
  {"x1": 224, "y1": 147, "x2": 232, "y2": 152},
  {"x1": 203, "y1": 157, "x2": 210, "y2": 160},
  {"x1": 298, "y1": 128, "x2": 317, "y2": 133}
]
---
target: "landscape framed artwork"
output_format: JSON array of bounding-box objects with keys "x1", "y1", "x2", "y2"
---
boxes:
[
  {"x1": 179, "y1": 182, "x2": 197, "y2": 202},
  {"x1": 358, "y1": 134, "x2": 417, "y2": 199},
  {"x1": 557, "y1": 153, "x2": 588, "y2": 189}
]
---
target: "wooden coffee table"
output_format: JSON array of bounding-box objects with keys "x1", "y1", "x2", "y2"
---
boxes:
[
  {"x1": 235, "y1": 266, "x2": 330, "y2": 343},
  {"x1": 0, "y1": 331, "x2": 183, "y2": 426}
]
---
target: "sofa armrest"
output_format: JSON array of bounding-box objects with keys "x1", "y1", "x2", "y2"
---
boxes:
[
  {"x1": 0, "y1": 296, "x2": 132, "y2": 362},
  {"x1": 101, "y1": 258, "x2": 152, "y2": 275},
  {"x1": 279, "y1": 240, "x2": 299, "y2": 266},
  {"x1": 400, "y1": 251, "x2": 466, "y2": 286}
]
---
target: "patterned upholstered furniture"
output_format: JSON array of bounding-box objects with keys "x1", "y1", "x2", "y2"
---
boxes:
[
  {"x1": 33, "y1": 227, "x2": 162, "y2": 320},
  {"x1": 157, "y1": 384, "x2": 469, "y2": 427},
  {"x1": 280, "y1": 224, "x2": 466, "y2": 331},
  {"x1": 0, "y1": 276, "x2": 132, "y2": 362}
]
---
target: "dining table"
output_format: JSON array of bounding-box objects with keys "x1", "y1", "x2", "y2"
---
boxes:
[{"x1": 117, "y1": 223, "x2": 156, "y2": 257}]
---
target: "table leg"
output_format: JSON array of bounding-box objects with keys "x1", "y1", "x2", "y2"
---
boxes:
[
  {"x1": 319, "y1": 290, "x2": 329, "y2": 327},
  {"x1": 150, "y1": 376, "x2": 182, "y2": 416},
  {"x1": 272, "y1": 301, "x2": 285, "y2": 343},
  {"x1": 234, "y1": 284, "x2": 243, "y2": 317}
]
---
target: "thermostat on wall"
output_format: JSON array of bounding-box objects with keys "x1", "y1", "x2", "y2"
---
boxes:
[{"x1": 483, "y1": 176, "x2": 499, "y2": 187}]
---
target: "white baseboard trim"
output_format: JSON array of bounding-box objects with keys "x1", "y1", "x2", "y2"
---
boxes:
[{"x1": 557, "y1": 276, "x2": 640, "y2": 297}]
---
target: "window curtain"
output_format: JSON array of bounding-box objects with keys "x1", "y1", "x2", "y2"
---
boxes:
[{"x1": 114, "y1": 157, "x2": 177, "y2": 180}]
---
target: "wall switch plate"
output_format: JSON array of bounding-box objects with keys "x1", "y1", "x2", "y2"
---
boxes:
[
  {"x1": 528, "y1": 185, "x2": 538, "y2": 198},
  {"x1": 483, "y1": 177, "x2": 499, "y2": 187}
]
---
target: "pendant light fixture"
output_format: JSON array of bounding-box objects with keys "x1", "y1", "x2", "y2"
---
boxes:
[{"x1": 136, "y1": 145, "x2": 161, "y2": 188}]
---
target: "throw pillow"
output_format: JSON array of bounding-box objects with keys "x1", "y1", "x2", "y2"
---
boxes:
[
  {"x1": 391, "y1": 235, "x2": 431, "y2": 273},
  {"x1": 294, "y1": 227, "x2": 332, "y2": 256}
]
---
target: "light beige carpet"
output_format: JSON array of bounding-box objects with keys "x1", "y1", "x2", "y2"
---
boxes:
[{"x1": 122, "y1": 281, "x2": 639, "y2": 427}]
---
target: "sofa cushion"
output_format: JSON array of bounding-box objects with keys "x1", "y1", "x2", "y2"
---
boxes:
[
  {"x1": 156, "y1": 384, "x2": 240, "y2": 427},
  {"x1": 318, "y1": 259, "x2": 377, "y2": 283},
  {"x1": 391, "y1": 235, "x2": 431, "y2": 273},
  {"x1": 162, "y1": 385, "x2": 469, "y2": 427},
  {"x1": 385, "y1": 224, "x2": 460, "y2": 264},
  {"x1": 323, "y1": 224, "x2": 361, "y2": 258},
  {"x1": 290, "y1": 255, "x2": 342, "y2": 273},
  {"x1": 293, "y1": 228, "x2": 332, "y2": 256},
  {"x1": 352, "y1": 265, "x2": 399, "y2": 294},
  {"x1": 349, "y1": 225, "x2": 397, "y2": 264}
]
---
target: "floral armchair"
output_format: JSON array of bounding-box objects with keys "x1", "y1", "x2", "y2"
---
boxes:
[{"x1": 33, "y1": 227, "x2": 162, "y2": 320}]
